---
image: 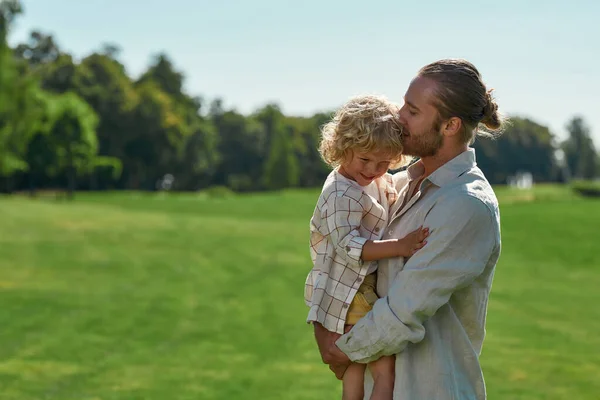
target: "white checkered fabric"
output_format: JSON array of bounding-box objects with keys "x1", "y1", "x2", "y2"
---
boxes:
[{"x1": 304, "y1": 169, "x2": 398, "y2": 334}]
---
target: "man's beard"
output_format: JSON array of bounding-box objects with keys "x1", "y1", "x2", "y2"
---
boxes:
[{"x1": 401, "y1": 117, "x2": 444, "y2": 158}]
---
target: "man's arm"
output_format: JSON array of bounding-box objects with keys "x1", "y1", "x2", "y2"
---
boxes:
[{"x1": 335, "y1": 194, "x2": 499, "y2": 363}]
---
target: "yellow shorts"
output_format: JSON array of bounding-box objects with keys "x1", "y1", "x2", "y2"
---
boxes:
[{"x1": 346, "y1": 273, "x2": 379, "y2": 326}]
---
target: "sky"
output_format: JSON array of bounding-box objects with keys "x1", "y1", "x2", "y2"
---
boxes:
[{"x1": 8, "y1": 0, "x2": 600, "y2": 145}]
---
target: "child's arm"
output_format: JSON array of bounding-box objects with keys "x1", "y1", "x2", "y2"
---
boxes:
[
  {"x1": 321, "y1": 187, "x2": 427, "y2": 268},
  {"x1": 361, "y1": 226, "x2": 429, "y2": 261}
]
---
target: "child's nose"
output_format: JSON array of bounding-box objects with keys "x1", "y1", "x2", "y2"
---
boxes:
[{"x1": 368, "y1": 164, "x2": 380, "y2": 175}]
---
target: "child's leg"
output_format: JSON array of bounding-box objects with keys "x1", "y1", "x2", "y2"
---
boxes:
[
  {"x1": 367, "y1": 355, "x2": 395, "y2": 400},
  {"x1": 342, "y1": 276, "x2": 379, "y2": 399},
  {"x1": 342, "y1": 362, "x2": 366, "y2": 400},
  {"x1": 341, "y1": 324, "x2": 366, "y2": 400}
]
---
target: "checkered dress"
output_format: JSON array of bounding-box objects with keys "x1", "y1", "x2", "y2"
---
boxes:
[{"x1": 304, "y1": 170, "x2": 398, "y2": 334}]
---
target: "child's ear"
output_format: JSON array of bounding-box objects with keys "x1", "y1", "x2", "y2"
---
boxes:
[{"x1": 342, "y1": 149, "x2": 354, "y2": 163}]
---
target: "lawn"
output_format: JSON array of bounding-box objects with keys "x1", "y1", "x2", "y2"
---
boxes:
[{"x1": 0, "y1": 185, "x2": 598, "y2": 399}]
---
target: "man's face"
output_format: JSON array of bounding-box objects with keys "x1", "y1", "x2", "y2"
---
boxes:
[{"x1": 398, "y1": 76, "x2": 444, "y2": 158}]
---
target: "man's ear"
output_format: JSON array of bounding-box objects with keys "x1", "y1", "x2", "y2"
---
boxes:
[{"x1": 442, "y1": 117, "x2": 462, "y2": 137}]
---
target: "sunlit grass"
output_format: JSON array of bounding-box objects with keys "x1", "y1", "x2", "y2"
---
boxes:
[{"x1": 0, "y1": 185, "x2": 598, "y2": 399}]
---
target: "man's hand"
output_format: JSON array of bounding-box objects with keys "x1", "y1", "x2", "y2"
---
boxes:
[{"x1": 313, "y1": 322, "x2": 352, "y2": 380}]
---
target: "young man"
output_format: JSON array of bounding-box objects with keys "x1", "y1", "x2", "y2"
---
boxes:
[{"x1": 314, "y1": 59, "x2": 506, "y2": 399}]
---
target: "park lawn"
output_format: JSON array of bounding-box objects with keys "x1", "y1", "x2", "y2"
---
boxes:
[{"x1": 0, "y1": 185, "x2": 598, "y2": 399}]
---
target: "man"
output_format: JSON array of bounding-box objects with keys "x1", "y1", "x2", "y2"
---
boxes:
[{"x1": 313, "y1": 59, "x2": 505, "y2": 399}]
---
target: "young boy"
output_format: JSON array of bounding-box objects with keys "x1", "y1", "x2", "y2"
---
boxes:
[{"x1": 304, "y1": 95, "x2": 428, "y2": 400}]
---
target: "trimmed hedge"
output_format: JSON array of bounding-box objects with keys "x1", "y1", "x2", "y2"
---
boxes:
[{"x1": 571, "y1": 180, "x2": 600, "y2": 198}]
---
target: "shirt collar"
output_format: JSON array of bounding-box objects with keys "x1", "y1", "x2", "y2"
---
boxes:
[{"x1": 406, "y1": 148, "x2": 477, "y2": 188}]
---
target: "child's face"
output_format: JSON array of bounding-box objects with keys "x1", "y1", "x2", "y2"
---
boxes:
[{"x1": 339, "y1": 149, "x2": 393, "y2": 187}]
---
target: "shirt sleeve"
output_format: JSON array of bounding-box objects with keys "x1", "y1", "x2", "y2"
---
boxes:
[
  {"x1": 322, "y1": 191, "x2": 368, "y2": 270},
  {"x1": 336, "y1": 194, "x2": 499, "y2": 363}
]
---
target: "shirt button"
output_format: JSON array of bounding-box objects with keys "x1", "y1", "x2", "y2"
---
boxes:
[
  {"x1": 357, "y1": 277, "x2": 363, "y2": 283},
  {"x1": 342, "y1": 304, "x2": 349, "y2": 309},
  {"x1": 374, "y1": 227, "x2": 380, "y2": 233},
  {"x1": 345, "y1": 245, "x2": 351, "y2": 252}
]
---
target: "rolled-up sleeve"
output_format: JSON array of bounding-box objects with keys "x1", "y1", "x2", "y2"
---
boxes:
[
  {"x1": 323, "y1": 195, "x2": 367, "y2": 269},
  {"x1": 336, "y1": 194, "x2": 498, "y2": 363}
]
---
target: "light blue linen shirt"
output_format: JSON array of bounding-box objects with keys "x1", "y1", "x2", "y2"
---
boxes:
[{"x1": 336, "y1": 148, "x2": 502, "y2": 400}]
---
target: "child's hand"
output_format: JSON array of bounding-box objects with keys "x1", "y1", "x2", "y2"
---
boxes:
[{"x1": 397, "y1": 226, "x2": 429, "y2": 257}]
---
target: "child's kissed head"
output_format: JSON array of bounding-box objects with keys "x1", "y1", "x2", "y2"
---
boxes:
[{"x1": 319, "y1": 95, "x2": 407, "y2": 184}]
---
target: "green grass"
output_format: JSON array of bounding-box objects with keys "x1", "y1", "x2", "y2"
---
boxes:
[{"x1": 0, "y1": 185, "x2": 598, "y2": 399}]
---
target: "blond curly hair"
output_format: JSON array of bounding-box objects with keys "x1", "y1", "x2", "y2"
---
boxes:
[{"x1": 319, "y1": 95, "x2": 406, "y2": 169}]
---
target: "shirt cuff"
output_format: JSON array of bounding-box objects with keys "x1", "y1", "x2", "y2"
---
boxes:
[
  {"x1": 335, "y1": 306, "x2": 382, "y2": 363},
  {"x1": 335, "y1": 297, "x2": 404, "y2": 363},
  {"x1": 345, "y1": 235, "x2": 368, "y2": 267}
]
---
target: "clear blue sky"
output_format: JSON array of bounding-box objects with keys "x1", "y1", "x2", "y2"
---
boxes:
[{"x1": 8, "y1": 0, "x2": 600, "y2": 145}]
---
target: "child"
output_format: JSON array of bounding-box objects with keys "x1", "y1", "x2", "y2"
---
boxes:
[{"x1": 304, "y1": 95, "x2": 429, "y2": 400}]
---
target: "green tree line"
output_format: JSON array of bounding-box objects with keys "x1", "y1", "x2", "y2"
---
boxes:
[{"x1": 1, "y1": 1, "x2": 598, "y2": 196}]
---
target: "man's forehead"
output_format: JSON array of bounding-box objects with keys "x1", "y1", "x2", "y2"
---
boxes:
[{"x1": 404, "y1": 76, "x2": 438, "y2": 107}]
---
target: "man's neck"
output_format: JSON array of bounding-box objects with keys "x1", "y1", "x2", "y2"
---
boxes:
[{"x1": 420, "y1": 144, "x2": 469, "y2": 178}]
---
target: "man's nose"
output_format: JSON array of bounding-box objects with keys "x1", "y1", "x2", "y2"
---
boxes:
[{"x1": 397, "y1": 108, "x2": 407, "y2": 125}]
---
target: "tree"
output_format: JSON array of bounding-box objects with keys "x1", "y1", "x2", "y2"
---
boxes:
[
  {"x1": 263, "y1": 124, "x2": 300, "y2": 190},
  {"x1": 211, "y1": 106, "x2": 262, "y2": 191},
  {"x1": 562, "y1": 116, "x2": 597, "y2": 180},
  {"x1": 0, "y1": 0, "x2": 41, "y2": 186},
  {"x1": 254, "y1": 104, "x2": 281, "y2": 152},
  {"x1": 473, "y1": 117, "x2": 560, "y2": 184},
  {"x1": 38, "y1": 92, "x2": 99, "y2": 198},
  {"x1": 0, "y1": 44, "x2": 24, "y2": 176},
  {"x1": 255, "y1": 104, "x2": 300, "y2": 190},
  {"x1": 173, "y1": 107, "x2": 219, "y2": 190},
  {"x1": 288, "y1": 113, "x2": 331, "y2": 187},
  {"x1": 99, "y1": 43, "x2": 121, "y2": 60},
  {"x1": 74, "y1": 53, "x2": 137, "y2": 163},
  {"x1": 37, "y1": 53, "x2": 78, "y2": 93},
  {"x1": 0, "y1": 73, "x2": 46, "y2": 178},
  {"x1": 14, "y1": 30, "x2": 60, "y2": 67},
  {"x1": 135, "y1": 54, "x2": 218, "y2": 191},
  {"x1": 124, "y1": 80, "x2": 187, "y2": 189},
  {"x1": 0, "y1": 0, "x2": 22, "y2": 40},
  {"x1": 138, "y1": 53, "x2": 184, "y2": 100}
]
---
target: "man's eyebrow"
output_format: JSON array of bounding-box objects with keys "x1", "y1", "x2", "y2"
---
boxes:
[{"x1": 404, "y1": 99, "x2": 420, "y2": 111}]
